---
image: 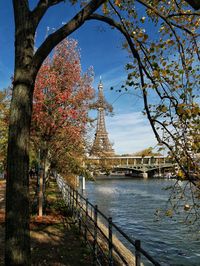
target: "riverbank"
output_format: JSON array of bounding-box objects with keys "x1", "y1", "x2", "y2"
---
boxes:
[{"x1": 0, "y1": 179, "x2": 93, "y2": 266}]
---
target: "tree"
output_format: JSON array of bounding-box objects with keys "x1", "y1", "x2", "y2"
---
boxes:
[
  {"x1": 6, "y1": 0, "x2": 200, "y2": 264},
  {"x1": 31, "y1": 38, "x2": 94, "y2": 184},
  {"x1": 87, "y1": 0, "x2": 199, "y2": 222},
  {"x1": 6, "y1": 1, "x2": 107, "y2": 264},
  {"x1": 0, "y1": 89, "x2": 9, "y2": 174},
  {"x1": 133, "y1": 147, "x2": 161, "y2": 157},
  {"x1": 88, "y1": 0, "x2": 199, "y2": 180}
]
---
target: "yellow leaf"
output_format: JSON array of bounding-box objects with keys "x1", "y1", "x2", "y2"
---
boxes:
[
  {"x1": 143, "y1": 34, "x2": 148, "y2": 42},
  {"x1": 162, "y1": 70, "x2": 167, "y2": 77},
  {"x1": 153, "y1": 70, "x2": 160, "y2": 78},
  {"x1": 161, "y1": 106, "x2": 168, "y2": 112},
  {"x1": 167, "y1": 39, "x2": 175, "y2": 45},
  {"x1": 165, "y1": 209, "x2": 173, "y2": 217},
  {"x1": 185, "y1": 109, "x2": 191, "y2": 117},
  {"x1": 115, "y1": 0, "x2": 121, "y2": 7},
  {"x1": 177, "y1": 170, "x2": 184, "y2": 178},
  {"x1": 102, "y1": 3, "x2": 109, "y2": 14},
  {"x1": 138, "y1": 32, "x2": 144, "y2": 38}
]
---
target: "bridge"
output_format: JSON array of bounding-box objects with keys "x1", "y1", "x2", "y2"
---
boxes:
[{"x1": 87, "y1": 155, "x2": 175, "y2": 178}]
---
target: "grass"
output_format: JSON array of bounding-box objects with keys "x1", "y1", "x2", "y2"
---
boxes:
[
  {"x1": 0, "y1": 178, "x2": 93, "y2": 266},
  {"x1": 30, "y1": 177, "x2": 93, "y2": 265}
]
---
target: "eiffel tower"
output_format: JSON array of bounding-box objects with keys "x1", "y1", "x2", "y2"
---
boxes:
[{"x1": 90, "y1": 80, "x2": 115, "y2": 156}]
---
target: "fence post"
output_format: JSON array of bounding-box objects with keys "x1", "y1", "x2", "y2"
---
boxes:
[
  {"x1": 68, "y1": 186, "x2": 71, "y2": 208},
  {"x1": 72, "y1": 188, "x2": 75, "y2": 213},
  {"x1": 68, "y1": 185, "x2": 70, "y2": 209},
  {"x1": 78, "y1": 212, "x2": 82, "y2": 233},
  {"x1": 64, "y1": 183, "x2": 67, "y2": 204},
  {"x1": 38, "y1": 167, "x2": 43, "y2": 217},
  {"x1": 93, "y1": 205, "x2": 98, "y2": 265},
  {"x1": 76, "y1": 190, "x2": 78, "y2": 208},
  {"x1": 70, "y1": 186, "x2": 72, "y2": 210},
  {"x1": 84, "y1": 198, "x2": 89, "y2": 241},
  {"x1": 135, "y1": 239, "x2": 141, "y2": 266},
  {"x1": 108, "y1": 217, "x2": 113, "y2": 266},
  {"x1": 78, "y1": 197, "x2": 82, "y2": 234}
]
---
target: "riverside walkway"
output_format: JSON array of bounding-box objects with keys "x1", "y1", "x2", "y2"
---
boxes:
[{"x1": 0, "y1": 179, "x2": 93, "y2": 266}]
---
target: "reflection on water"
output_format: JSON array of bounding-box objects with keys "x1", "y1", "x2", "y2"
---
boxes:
[{"x1": 83, "y1": 178, "x2": 200, "y2": 266}]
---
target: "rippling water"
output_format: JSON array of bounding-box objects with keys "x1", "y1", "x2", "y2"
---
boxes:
[{"x1": 83, "y1": 178, "x2": 200, "y2": 266}]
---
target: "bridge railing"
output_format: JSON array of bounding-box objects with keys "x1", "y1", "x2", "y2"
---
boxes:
[{"x1": 56, "y1": 175, "x2": 161, "y2": 266}]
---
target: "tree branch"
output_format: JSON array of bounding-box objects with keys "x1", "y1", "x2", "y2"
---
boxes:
[
  {"x1": 185, "y1": 0, "x2": 200, "y2": 10},
  {"x1": 88, "y1": 13, "x2": 162, "y2": 142},
  {"x1": 32, "y1": 0, "x2": 106, "y2": 75},
  {"x1": 88, "y1": 13, "x2": 165, "y2": 97},
  {"x1": 167, "y1": 12, "x2": 200, "y2": 18},
  {"x1": 136, "y1": 0, "x2": 189, "y2": 77},
  {"x1": 31, "y1": 0, "x2": 65, "y2": 28},
  {"x1": 88, "y1": 14, "x2": 141, "y2": 63},
  {"x1": 136, "y1": 0, "x2": 200, "y2": 62}
]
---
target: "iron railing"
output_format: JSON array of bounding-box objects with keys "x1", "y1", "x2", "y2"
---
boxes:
[{"x1": 56, "y1": 175, "x2": 161, "y2": 266}]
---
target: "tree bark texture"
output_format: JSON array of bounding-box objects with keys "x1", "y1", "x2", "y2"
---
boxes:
[
  {"x1": 5, "y1": 1, "x2": 34, "y2": 265},
  {"x1": 5, "y1": 81, "x2": 33, "y2": 265}
]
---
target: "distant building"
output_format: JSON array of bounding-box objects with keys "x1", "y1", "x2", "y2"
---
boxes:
[{"x1": 90, "y1": 80, "x2": 115, "y2": 157}]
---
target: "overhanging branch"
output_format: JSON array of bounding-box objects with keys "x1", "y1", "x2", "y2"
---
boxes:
[
  {"x1": 185, "y1": 0, "x2": 200, "y2": 10},
  {"x1": 32, "y1": 0, "x2": 106, "y2": 74},
  {"x1": 88, "y1": 13, "x2": 162, "y2": 142},
  {"x1": 31, "y1": 0, "x2": 65, "y2": 28}
]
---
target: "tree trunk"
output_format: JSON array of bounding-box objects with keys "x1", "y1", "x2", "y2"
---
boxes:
[
  {"x1": 5, "y1": 78, "x2": 33, "y2": 265},
  {"x1": 5, "y1": 2, "x2": 35, "y2": 264}
]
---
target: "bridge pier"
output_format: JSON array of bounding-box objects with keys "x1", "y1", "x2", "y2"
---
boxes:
[{"x1": 142, "y1": 172, "x2": 148, "y2": 179}]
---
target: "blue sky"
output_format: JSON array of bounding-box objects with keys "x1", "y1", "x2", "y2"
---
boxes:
[{"x1": 0, "y1": 1, "x2": 158, "y2": 154}]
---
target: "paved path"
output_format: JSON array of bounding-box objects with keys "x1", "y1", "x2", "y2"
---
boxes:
[{"x1": 0, "y1": 181, "x2": 93, "y2": 265}]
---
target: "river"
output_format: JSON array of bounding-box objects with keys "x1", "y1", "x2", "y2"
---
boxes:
[{"x1": 82, "y1": 177, "x2": 200, "y2": 266}]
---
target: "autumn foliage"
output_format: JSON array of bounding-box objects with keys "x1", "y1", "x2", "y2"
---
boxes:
[
  {"x1": 96, "y1": 0, "x2": 200, "y2": 222},
  {"x1": 0, "y1": 90, "x2": 9, "y2": 173},
  {"x1": 98, "y1": 0, "x2": 200, "y2": 179},
  {"x1": 31, "y1": 39, "x2": 94, "y2": 174}
]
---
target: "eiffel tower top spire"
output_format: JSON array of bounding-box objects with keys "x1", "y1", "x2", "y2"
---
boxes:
[{"x1": 90, "y1": 79, "x2": 115, "y2": 157}]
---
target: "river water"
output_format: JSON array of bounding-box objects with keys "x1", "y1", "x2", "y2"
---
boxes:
[{"x1": 82, "y1": 177, "x2": 200, "y2": 266}]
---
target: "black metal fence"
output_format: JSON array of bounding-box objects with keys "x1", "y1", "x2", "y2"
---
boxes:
[{"x1": 56, "y1": 175, "x2": 161, "y2": 266}]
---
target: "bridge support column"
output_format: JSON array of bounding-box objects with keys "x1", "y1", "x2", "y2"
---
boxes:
[
  {"x1": 82, "y1": 176, "x2": 86, "y2": 190},
  {"x1": 142, "y1": 172, "x2": 148, "y2": 179},
  {"x1": 80, "y1": 175, "x2": 85, "y2": 190}
]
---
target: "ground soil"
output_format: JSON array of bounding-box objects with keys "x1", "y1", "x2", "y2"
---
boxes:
[{"x1": 0, "y1": 179, "x2": 93, "y2": 266}]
